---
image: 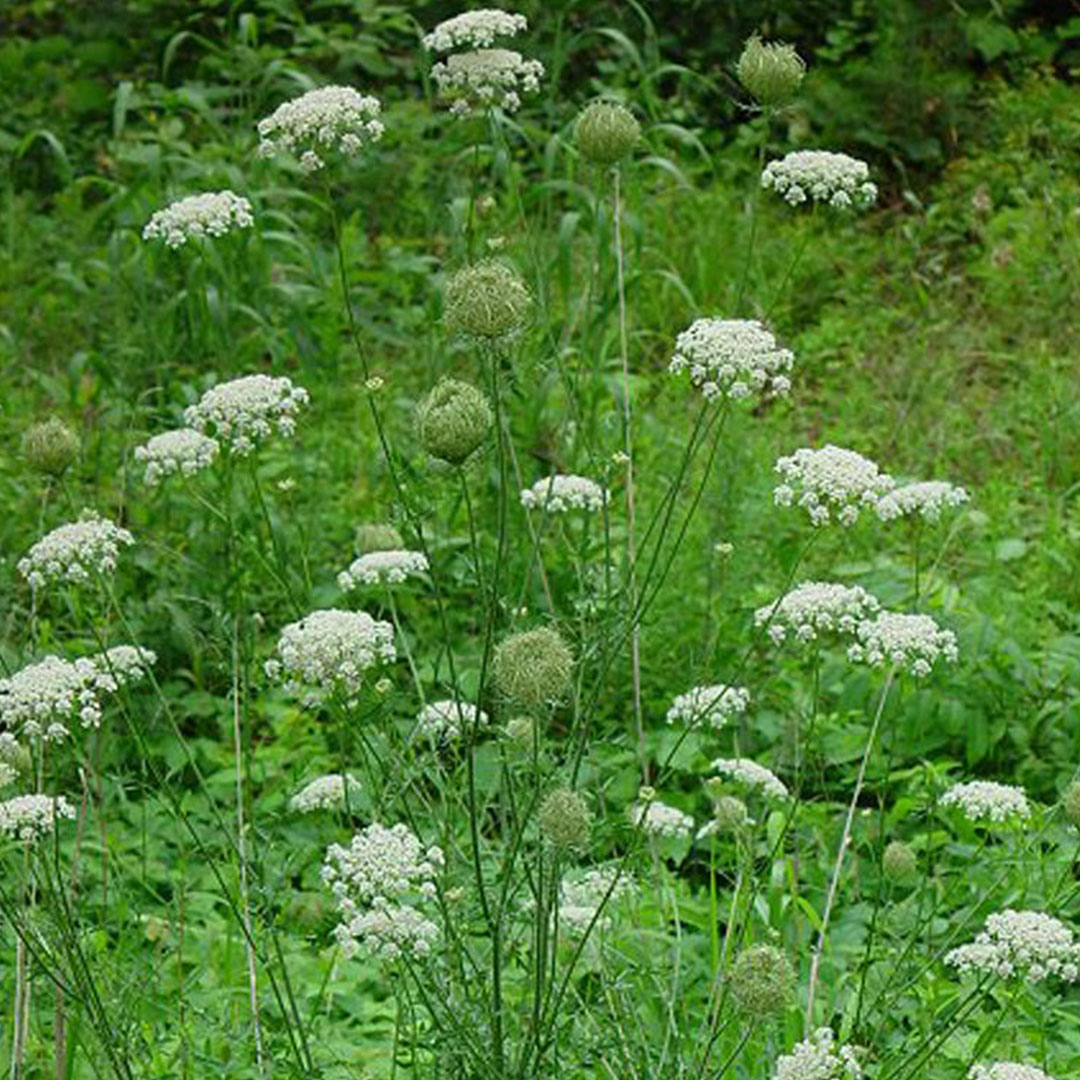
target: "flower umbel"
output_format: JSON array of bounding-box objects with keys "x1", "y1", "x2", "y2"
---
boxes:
[
  {"x1": 0, "y1": 794, "x2": 76, "y2": 843},
  {"x1": 185, "y1": 374, "x2": 309, "y2": 455},
  {"x1": 847, "y1": 611, "x2": 958, "y2": 677},
  {"x1": 762, "y1": 150, "x2": 877, "y2": 210},
  {"x1": 143, "y1": 191, "x2": 254, "y2": 248},
  {"x1": 755, "y1": 581, "x2": 882, "y2": 645},
  {"x1": 520, "y1": 475, "x2": 608, "y2": 513},
  {"x1": 945, "y1": 909, "x2": 1080, "y2": 983},
  {"x1": 134, "y1": 428, "x2": 219, "y2": 486},
  {"x1": 423, "y1": 9, "x2": 527, "y2": 52},
  {"x1": 773, "y1": 444, "x2": 894, "y2": 527},
  {"x1": 772, "y1": 1028, "x2": 864, "y2": 1080},
  {"x1": 665, "y1": 684, "x2": 750, "y2": 730},
  {"x1": 940, "y1": 780, "x2": 1030, "y2": 824},
  {"x1": 18, "y1": 512, "x2": 134, "y2": 592},
  {"x1": 668, "y1": 318, "x2": 794, "y2": 401},
  {"x1": 431, "y1": 49, "x2": 543, "y2": 115},
  {"x1": 338, "y1": 550, "x2": 429, "y2": 590}
]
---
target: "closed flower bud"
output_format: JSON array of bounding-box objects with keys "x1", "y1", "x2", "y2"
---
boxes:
[
  {"x1": 728, "y1": 944, "x2": 794, "y2": 1018},
  {"x1": 574, "y1": 100, "x2": 641, "y2": 165},
  {"x1": 22, "y1": 417, "x2": 79, "y2": 478},
  {"x1": 354, "y1": 523, "x2": 404, "y2": 555},
  {"x1": 492, "y1": 627, "x2": 573, "y2": 707},
  {"x1": 444, "y1": 259, "x2": 532, "y2": 339},
  {"x1": 736, "y1": 34, "x2": 805, "y2": 108},
  {"x1": 538, "y1": 788, "x2": 591, "y2": 850},
  {"x1": 1062, "y1": 779, "x2": 1080, "y2": 829},
  {"x1": 883, "y1": 840, "x2": 918, "y2": 885},
  {"x1": 416, "y1": 378, "x2": 493, "y2": 466},
  {"x1": 711, "y1": 795, "x2": 749, "y2": 832}
]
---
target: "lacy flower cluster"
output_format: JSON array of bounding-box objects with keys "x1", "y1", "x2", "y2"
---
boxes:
[
  {"x1": 969, "y1": 1066, "x2": 1056, "y2": 1080},
  {"x1": 143, "y1": 191, "x2": 254, "y2": 248},
  {"x1": 773, "y1": 445, "x2": 894, "y2": 527},
  {"x1": 668, "y1": 318, "x2": 794, "y2": 401},
  {"x1": 945, "y1": 909, "x2": 1080, "y2": 983},
  {"x1": 18, "y1": 512, "x2": 134, "y2": 591},
  {"x1": 423, "y1": 8, "x2": 527, "y2": 51},
  {"x1": 257, "y1": 86, "x2": 384, "y2": 171},
  {"x1": 875, "y1": 480, "x2": 970, "y2": 523},
  {"x1": 940, "y1": 780, "x2": 1031, "y2": 824},
  {"x1": 558, "y1": 866, "x2": 637, "y2": 935},
  {"x1": 666, "y1": 684, "x2": 750, "y2": 730},
  {"x1": 772, "y1": 1027, "x2": 863, "y2": 1080},
  {"x1": 134, "y1": 428, "x2": 219, "y2": 486},
  {"x1": 0, "y1": 794, "x2": 76, "y2": 843},
  {"x1": 289, "y1": 773, "x2": 362, "y2": 813},
  {"x1": 709, "y1": 758, "x2": 789, "y2": 800},
  {"x1": 630, "y1": 797, "x2": 693, "y2": 840},
  {"x1": 184, "y1": 374, "x2": 309, "y2": 455},
  {"x1": 323, "y1": 822, "x2": 443, "y2": 960},
  {"x1": 520, "y1": 474, "x2": 608, "y2": 513},
  {"x1": 847, "y1": 611, "x2": 958, "y2": 677},
  {"x1": 338, "y1": 549, "x2": 429, "y2": 590},
  {"x1": 762, "y1": 150, "x2": 877, "y2": 210},
  {"x1": 416, "y1": 699, "x2": 488, "y2": 741},
  {"x1": 755, "y1": 581, "x2": 881, "y2": 645}
]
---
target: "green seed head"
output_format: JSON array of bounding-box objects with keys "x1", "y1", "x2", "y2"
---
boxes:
[
  {"x1": 1062, "y1": 779, "x2": 1080, "y2": 829},
  {"x1": 711, "y1": 795, "x2": 749, "y2": 832},
  {"x1": 736, "y1": 34, "x2": 806, "y2": 108},
  {"x1": 354, "y1": 523, "x2": 404, "y2": 555},
  {"x1": 728, "y1": 944, "x2": 794, "y2": 1018},
  {"x1": 416, "y1": 378, "x2": 493, "y2": 466},
  {"x1": 504, "y1": 715, "x2": 536, "y2": 746},
  {"x1": 574, "y1": 100, "x2": 641, "y2": 165},
  {"x1": 22, "y1": 417, "x2": 79, "y2": 478},
  {"x1": 882, "y1": 840, "x2": 918, "y2": 885},
  {"x1": 492, "y1": 627, "x2": 573, "y2": 708},
  {"x1": 538, "y1": 788, "x2": 592, "y2": 850},
  {"x1": 444, "y1": 259, "x2": 532, "y2": 339}
]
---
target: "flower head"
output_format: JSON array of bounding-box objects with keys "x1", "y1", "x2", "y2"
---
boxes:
[
  {"x1": 875, "y1": 480, "x2": 970, "y2": 523},
  {"x1": 22, "y1": 418, "x2": 79, "y2": 478},
  {"x1": 143, "y1": 191, "x2": 254, "y2": 248},
  {"x1": 416, "y1": 378, "x2": 493, "y2": 465},
  {"x1": 444, "y1": 259, "x2": 532, "y2": 338},
  {"x1": 630, "y1": 797, "x2": 693, "y2": 840},
  {"x1": 134, "y1": 428, "x2": 219, "y2": 486},
  {"x1": 335, "y1": 901, "x2": 439, "y2": 961},
  {"x1": 736, "y1": 35, "x2": 806, "y2": 107},
  {"x1": 424, "y1": 9, "x2": 527, "y2": 52},
  {"x1": 337, "y1": 550, "x2": 429, "y2": 590},
  {"x1": 520, "y1": 474, "x2": 608, "y2": 513},
  {"x1": 538, "y1": 788, "x2": 592, "y2": 850},
  {"x1": 665, "y1": 684, "x2": 749, "y2": 731},
  {"x1": 945, "y1": 909, "x2": 1080, "y2": 983},
  {"x1": 492, "y1": 627, "x2": 573, "y2": 707},
  {"x1": 415, "y1": 699, "x2": 488, "y2": 741},
  {"x1": 709, "y1": 758, "x2": 788, "y2": 800},
  {"x1": 669, "y1": 318, "x2": 794, "y2": 401},
  {"x1": 559, "y1": 866, "x2": 637, "y2": 935},
  {"x1": 289, "y1": 773, "x2": 362, "y2": 813},
  {"x1": 941, "y1": 780, "x2": 1030, "y2": 824},
  {"x1": 431, "y1": 48, "x2": 543, "y2": 115},
  {"x1": 323, "y1": 823, "x2": 443, "y2": 910},
  {"x1": 728, "y1": 944, "x2": 794, "y2": 1018},
  {"x1": 574, "y1": 100, "x2": 641, "y2": 165},
  {"x1": 0, "y1": 794, "x2": 76, "y2": 843},
  {"x1": 18, "y1": 512, "x2": 134, "y2": 592},
  {"x1": 755, "y1": 581, "x2": 882, "y2": 645},
  {"x1": 772, "y1": 1028, "x2": 864, "y2": 1080},
  {"x1": 763, "y1": 150, "x2": 877, "y2": 210},
  {"x1": 969, "y1": 1065, "x2": 1056, "y2": 1080},
  {"x1": 882, "y1": 840, "x2": 918, "y2": 885},
  {"x1": 185, "y1": 374, "x2": 309, "y2": 455},
  {"x1": 847, "y1": 611, "x2": 958, "y2": 677},
  {"x1": 773, "y1": 444, "x2": 894, "y2": 527}
]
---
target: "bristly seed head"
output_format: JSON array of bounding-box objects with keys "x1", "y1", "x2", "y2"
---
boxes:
[
  {"x1": 574, "y1": 100, "x2": 641, "y2": 165},
  {"x1": 492, "y1": 627, "x2": 573, "y2": 707},
  {"x1": 416, "y1": 378, "x2": 493, "y2": 465}
]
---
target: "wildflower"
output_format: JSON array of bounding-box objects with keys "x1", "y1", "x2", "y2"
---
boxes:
[
  {"x1": 22, "y1": 418, "x2": 79, "y2": 478},
  {"x1": 630, "y1": 796, "x2": 693, "y2": 840},
  {"x1": 374, "y1": 677, "x2": 394, "y2": 696},
  {"x1": 355, "y1": 523, "x2": 404, "y2": 554},
  {"x1": 0, "y1": 794, "x2": 76, "y2": 843},
  {"x1": 431, "y1": 49, "x2": 543, "y2": 115},
  {"x1": 142, "y1": 191, "x2": 254, "y2": 248},
  {"x1": 520, "y1": 474, "x2": 608, "y2": 513},
  {"x1": 882, "y1": 840, "x2": 918, "y2": 885},
  {"x1": 335, "y1": 900, "x2": 440, "y2": 961},
  {"x1": 772, "y1": 1028, "x2": 864, "y2": 1080},
  {"x1": 423, "y1": 9, "x2": 528, "y2": 52},
  {"x1": 444, "y1": 259, "x2": 532, "y2": 338},
  {"x1": 665, "y1": 684, "x2": 749, "y2": 731},
  {"x1": 1062, "y1": 779, "x2": 1080, "y2": 829},
  {"x1": 736, "y1": 35, "x2": 805, "y2": 108},
  {"x1": 574, "y1": 100, "x2": 641, "y2": 165},
  {"x1": 728, "y1": 944, "x2": 794, "y2": 1018},
  {"x1": 669, "y1": 317, "x2": 793, "y2": 401},
  {"x1": 940, "y1": 780, "x2": 1030, "y2": 824},
  {"x1": 364, "y1": 376, "x2": 384, "y2": 393},
  {"x1": 134, "y1": 428, "x2": 219, "y2": 486},
  {"x1": 773, "y1": 445, "x2": 894, "y2": 527},
  {"x1": 945, "y1": 909, "x2": 1080, "y2": 983},
  {"x1": 337, "y1": 549, "x2": 429, "y2": 590},
  {"x1": 416, "y1": 378, "x2": 493, "y2": 465},
  {"x1": 847, "y1": 611, "x2": 958, "y2": 677},
  {"x1": 969, "y1": 1065, "x2": 1056, "y2": 1080},
  {"x1": 875, "y1": 480, "x2": 970, "y2": 523},
  {"x1": 709, "y1": 758, "x2": 788, "y2": 800},
  {"x1": 714, "y1": 541, "x2": 734, "y2": 558},
  {"x1": 257, "y1": 86, "x2": 384, "y2": 171},
  {"x1": 762, "y1": 150, "x2": 877, "y2": 210},
  {"x1": 184, "y1": 373, "x2": 309, "y2": 455},
  {"x1": 492, "y1": 627, "x2": 573, "y2": 708},
  {"x1": 265, "y1": 609, "x2": 396, "y2": 704},
  {"x1": 17, "y1": 512, "x2": 134, "y2": 592},
  {"x1": 698, "y1": 795, "x2": 749, "y2": 838},
  {"x1": 538, "y1": 788, "x2": 592, "y2": 851},
  {"x1": 289, "y1": 773, "x2": 362, "y2": 813},
  {"x1": 323, "y1": 823, "x2": 443, "y2": 910},
  {"x1": 559, "y1": 866, "x2": 637, "y2": 935},
  {"x1": 415, "y1": 699, "x2": 488, "y2": 741},
  {"x1": 755, "y1": 581, "x2": 881, "y2": 645}
]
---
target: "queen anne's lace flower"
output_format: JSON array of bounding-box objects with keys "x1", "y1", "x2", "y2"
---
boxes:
[
  {"x1": 415, "y1": 699, "x2": 488, "y2": 741},
  {"x1": 755, "y1": 581, "x2": 881, "y2": 645},
  {"x1": 18, "y1": 512, "x2": 134, "y2": 591},
  {"x1": 520, "y1": 475, "x2": 608, "y2": 513},
  {"x1": 142, "y1": 191, "x2": 254, "y2": 248},
  {"x1": 969, "y1": 1065, "x2": 1056, "y2": 1080},
  {"x1": 559, "y1": 866, "x2": 637, "y2": 935},
  {"x1": 847, "y1": 611, "x2": 958, "y2": 677},
  {"x1": 941, "y1": 780, "x2": 1030, "y2": 824},
  {"x1": 774, "y1": 445, "x2": 894, "y2": 527},
  {"x1": 289, "y1": 773, "x2": 362, "y2": 813},
  {"x1": 762, "y1": 150, "x2": 877, "y2": 210},
  {"x1": 185, "y1": 374, "x2": 309, "y2": 455},
  {"x1": 773, "y1": 1028, "x2": 863, "y2": 1080},
  {"x1": 424, "y1": 9, "x2": 527, "y2": 51},
  {"x1": 335, "y1": 900, "x2": 440, "y2": 961},
  {"x1": 337, "y1": 550, "x2": 429, "y2": 590},
  {"x1": 875, "y1": 480, "x2": 970, "y2": 523},
  {"x1": 431, "y1": 49, "x2": 544, "y2": 115},
  {"x1": 257, "y1": 86, "x2": 384, "y2": 172},
  {"x1": 323, "y1": 823, "x2": 443, "y2": 910},
  {"x1": 668, "y1": 318, "x2": 794, "y2": 401},
  {"x1": 709, "y1": 758, "x2": 789, "y2": 800},
  {"x1": 0, "y1": 794, "x2": 76, "y2": 843},
  {"x1": 265, "y1": 609, "x2": 395, "y2": 703},
  {"x1": 630, "y1": 798, "x2": 693, "y2": 840},
  {"x1": 134, "y1": 428, "x2": 219, "y2": 485},
  {"x1": 665, "y1": 684, "x2": 749, "y2": 730},
  {"x1": 946, "y1": 910, "x2": 1080, "y2": 983}
]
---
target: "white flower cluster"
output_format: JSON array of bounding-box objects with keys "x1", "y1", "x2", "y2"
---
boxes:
[
  {"x1": 257, "y1": 86, "x2": 384, "y2": 172},
  {"x1": 185, "y1": 374, "x2": 309, "y2": 455},
  {"x1": 630, "y1": 799, "x2": 693, "y2": 840},
  {"x1": 431, "y1": 49, "x2": 544, "y2": 116},
  {"x1": 665, "y1": 684, "x2": 750, "y2": 730},
  {"x1": 289, "y1": 773, "x2": 362, "y2": 813},
  {"x1": 668, "y1": 318, "x2": 794, "y2": 401},
  {"x1": 969, "y1": 1065, "x2": 1056, "y2": 1080},
  {"x1": 773, "y1": 1028, "x2": 864, "y2": 1080},
  {"x1": 941, "y1": 780, "x2": 1030, "y2": 824},
  {"x1": 875, "y1": 480, "x2": 970, "y2": 523},
  {"x1": 416, "y1": 699, "x2": 488, "y2": 741},
  {"x1": 520, "y1": 474, "x2": 608, "y2": 513},
  {"x1": 142, "y1": 191, "x2": 254, "y2": 248},
  {"x1": 774, "y1": 445, "x2": 894, "y2": 527},
  {"x1": 0, "y1": 794, "x2": 76, "y2": 843},
  {"x1": 265, "y1": 609, "x2": 396, "y2": 703},
  {"x1": 709, "y1": 758, "x2": 789, "y2": 800},
  {"x1": 18, "y1": 512, "x2": 134, "y2": 591},
  {"x1": 134, "y1": 428, "x2": 219, "y2": 486},
  {"x1": 334, "y1": 902, "x2": 440, "y2": 961},
  {"x1": 559, "y1": 866, "x2": 637, "y2": 935},
  {"x1": 945, "y1": 910, "x2": 1080, "y2": 983},
  {"x1": 762, "y1": 150, "x2": 877, "y2": 210},
  {"x1": 424, "y1": 9, "x2": 527, "y2": 51},
  {"x1": 0, "y1": 647, "x2": 156, "y2": 741},
  {"x1": 847, "y1": 611, "x2": 958, "y2": 677},
  {"x1": 337, "y1": 549, "x2": 429, "y2": 590},
  {"x1": 755, "y1": 581, "x2": 881, "y2": 645}
]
